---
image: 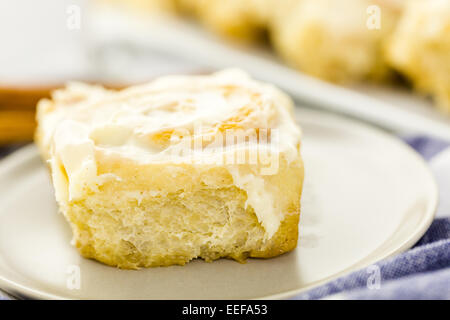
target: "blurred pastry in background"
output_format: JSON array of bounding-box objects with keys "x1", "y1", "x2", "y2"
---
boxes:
[
  {"x1": 98, "y1": 0, "x2": 176, "y2": 12},
  {"x1": 386, "y1": 0, "x2": 450, "y2": 113},
  {"x1": 92, "y1": 0, "x2": 450, "y2": 114},
  {"x1": 175, "y1": 0, "x2": 271, "y2": 42},
  {"x1": 271, "y1": 0, "x2": 403, "y2": 83}
]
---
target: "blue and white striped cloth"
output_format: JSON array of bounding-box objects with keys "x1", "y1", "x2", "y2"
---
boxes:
[{"x1": 0, "y1": 136, "x2": 449, "y2": 300}]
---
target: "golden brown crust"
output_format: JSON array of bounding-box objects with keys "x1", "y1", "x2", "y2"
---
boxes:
[{"x1": 249, "y1": 213, "x2": 299, "y2": 259}]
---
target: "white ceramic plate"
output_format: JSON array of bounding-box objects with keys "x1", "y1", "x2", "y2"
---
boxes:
[{"x1": 0, "y1": 108, "x2": 437, "y2": 300}]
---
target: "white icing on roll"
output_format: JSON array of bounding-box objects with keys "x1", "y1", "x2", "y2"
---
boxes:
[{"x1": 38, "y1": 69, "x2": 302, "y2": 237}]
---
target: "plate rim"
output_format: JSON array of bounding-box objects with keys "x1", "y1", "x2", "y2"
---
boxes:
[
  {"x1": 0, "y1": 109, "x2": 439, "y2": 300},
  {"x1": 267, "y1": 108, "x2": 439, "y2": 299}
]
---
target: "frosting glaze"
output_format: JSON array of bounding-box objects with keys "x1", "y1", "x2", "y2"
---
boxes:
[{"x1": 37, "y1": 69, "x2": 302, "y2": 237}]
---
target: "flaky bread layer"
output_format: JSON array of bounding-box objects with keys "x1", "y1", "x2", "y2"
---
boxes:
[
  {"x1": 57, "y1": 153, "x2": 303, "y2": 269},
  {"x1": 71, "y1": 206, "x2": 300, "y2": 269}
]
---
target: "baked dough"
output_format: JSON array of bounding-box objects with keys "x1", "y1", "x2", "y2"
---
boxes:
[
  {"x1": 175, "y1": 0, "x2": 271, "y2": 42},
  {"x1": 271, "y1": 0, "x2": 403, "y2": 83},
  {"x1": 97, "y1": 0, "x2": 176, "y2": 12},
  {"x1": 35, "y1": 70, "x2": 304, "y2": 269},
  {"x1": 386, "y1": 0, "x2": 450, "y2": 113}
]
